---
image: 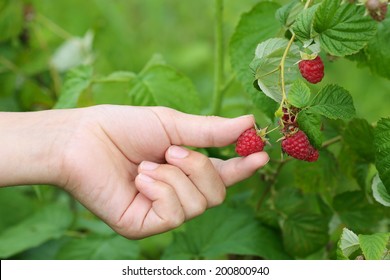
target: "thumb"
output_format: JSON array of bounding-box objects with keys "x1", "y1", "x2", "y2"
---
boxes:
[{"x1": 151, "y1": 107, "x2": 255, "y2": 147}]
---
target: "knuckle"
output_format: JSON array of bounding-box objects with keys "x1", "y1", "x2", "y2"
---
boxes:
[{"x1": 209, "y1": 186, "x2": 226, "y2": 207}]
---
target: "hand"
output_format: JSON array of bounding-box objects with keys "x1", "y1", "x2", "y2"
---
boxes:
[{"x1": 0, "y1": 105, "x2": 269, "y2": 239}]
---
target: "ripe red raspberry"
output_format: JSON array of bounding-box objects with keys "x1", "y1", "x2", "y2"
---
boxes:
[
  {"x1": 235, "y1": 128, "x2": 265, "y2": 156},
  {"x1": 366, "y1": 0, "x2": 388, "y2": 22},
  {"x1": 281, "y1": 130, "x2": 319, "y2": 162},
  {"x1": 298, "y1": 56, "x2": 324, "y2": 84}
]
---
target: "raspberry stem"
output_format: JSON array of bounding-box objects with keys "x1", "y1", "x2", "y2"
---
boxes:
[{"x1": 279, "y1": 0, "x2": 313, "y2": 108}]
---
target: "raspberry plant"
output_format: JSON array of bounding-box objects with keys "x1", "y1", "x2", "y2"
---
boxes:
[{"x1": 0, "y1": 0, "x2": 389, "y2": 260}]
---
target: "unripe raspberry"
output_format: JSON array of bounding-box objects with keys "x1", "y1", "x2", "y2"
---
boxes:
[
  {"x1": 365, "y1": 0, "x2": 388, "y2": 22},
  {"x1": 235, "y1": 128, "x2": 266, "y2": 156},
  {"x1": 298, "y1": 56, "x2": 324, "y2": 84}
]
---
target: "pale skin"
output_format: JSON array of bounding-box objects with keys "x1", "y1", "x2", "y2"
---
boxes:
[{"x1": 0, "y1": 105, "x2": 269, "y2": 239}]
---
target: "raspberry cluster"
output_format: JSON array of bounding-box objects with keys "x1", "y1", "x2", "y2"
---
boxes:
[{"x1": 280, "y1": 106, "x2": 319, "y2": 162}]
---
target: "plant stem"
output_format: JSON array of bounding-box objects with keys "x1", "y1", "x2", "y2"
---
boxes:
[{"x1": 212, "y1": 0, "x2": 224, "y2": 116}]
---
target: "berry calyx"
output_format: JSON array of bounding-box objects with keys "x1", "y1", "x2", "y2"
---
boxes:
[
  {"x1": 298, "y1": 56, "x2": 324, "y2": 84},
  {"x1": 281, "y1": 130, "x2": 319, "y2": 162},
  {"x1": 235, "y1": 127, "x2": 266, "y2": 156}
]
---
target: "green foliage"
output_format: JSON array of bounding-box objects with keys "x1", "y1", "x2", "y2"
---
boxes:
[
  {"x1": 313, "y1": 0, "x2": 377, "y2": 56},
  {"x1": 251, "y1": 38, "x2": 300, "y2": 103},
  {"x1": 375, "y1": 118, "x2": 390, "y2": 193},
  {"x1": 337, "y1": 228, "x2": 390, "y2": 260},
  {"x1": 309, "y1": 85, "x2": 355, "y2": 120},
  {"x1": 229, "y1": 1, "x2": 281, "y2": 119},
  {"x1": 287, "y1": 80, "x2": 311, "y2": 109},
  {"x1": 56, "y1": 234, "x2": 139, "y2": 260},
  {"x1": 162, "y1": 205, "x2": 289, "y2": 260},
  {"x1": 0, "y1": 203, "x2": 73, "y2": 258}
]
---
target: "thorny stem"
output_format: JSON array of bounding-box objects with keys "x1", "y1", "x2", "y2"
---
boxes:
[{"x1": 212, "y1": 0, "x2": 224, "y2": 116}]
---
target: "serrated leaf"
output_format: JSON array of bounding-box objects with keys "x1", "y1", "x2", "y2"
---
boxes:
[
  {"x1": 162, "y1": 205, "x2": 290, "y2": 260},
  {"x1": 276, "y1": 0, "x2": 304, "y2": 27},
  {"x1": 56, "y1": 234, "x2": 139, "y2": 260},
  {"x1": 287, "y1": 80, "x2": 311, "y2": 108},
  {"x1": 337, "y1": 228, "x2": 360, "y2": 259},
  {"x1": 292, "y1": 4, "x2": 320, "y2": 41},
  {"x1": 358, "y1": 19, "x2": 390, "y2": 79},
  {"x1": 54, "y1": 65, "x2": 93, "y2": 109},
  {"x1": 375, "y1": 118, "x2": 390, "y2": 193},
  {"x1": 282, "y1": 213, "x2": 329, "y2": 257},
  {"x1": 313, "y1": 0, "x2": 377, "y2": 56},
  {"x1": 359, "y1": 232, "x2": 390, "y2": 260},
  {"x1": 229, "y1": 1, "x2": 280, "y2": 120},
  {"x1": 333, "y1": 191, "x2": 384, "y2": 233},
  {"x1": 297, "y1": 110, "x2": 323, "y2": 149},
  {"x1": 372, "y1": 174, "x2": 390, "y2": 207},
  {"x1": 0, "y1": 204, "x2": 73, "y2": 258},
  {"x1": 343, "y1": 118, "x2": 375, "y2": 163},
  {"x1": 251, "y1": 38, "x2": 300, "y2": 102},
  {"x1": 127, "y1": 64, "x2": 200, "y2": 114},
  {"x1": 310, "y1": 84, "x2": 355, "y2": 120}
]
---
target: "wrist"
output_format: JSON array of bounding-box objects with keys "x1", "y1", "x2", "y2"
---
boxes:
[{"x1": 0, "y1": 109, "x2": 76, "y2": 187}]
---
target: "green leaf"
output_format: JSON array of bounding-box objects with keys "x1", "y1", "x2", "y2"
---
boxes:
[
  {"x1": 251, "y1": 38, "x2": 300, "y2": 102},
  {"x1": 282, "y1": 212, "x2": 329, "y2": 257},
  {"x1": 0, "y1": 187, "x2": 36, "y2": 233},
  {"x1": 310, "y1": 84, "x2": 355, "y2": 120},
  {"x1": 94, "y1": 71, "x2": 136, "y2": 83},
  {"x1": 56, "y1": 234, "x2": 139, "y2": 260},
  {"x1": 343, "y1": 118, "x2": 375, "y2": 163},
  {"x1": 337, "y1": 228, "x2": 360, "y2": 260},
  {"x1": 0, "y1": 0, "x2": 23, "y2": 42},
  {"x1": 162, "y1": 205, "x2": 290, "y2": 260},
  {"x1": 297, "y1": 110, "x2": 323, "y2": 149},
  {"x1": 276, "y1": 0, "x2": 304, "y2": 27},
  {"x1": 333, "y1": 191, "x2": 384, "y2": 233},
  {"x1": 54, "y1": 65, "x2": 93, "y2": 109},
  {"x1": 0, "y1": 204, "x2": 73, "y2": 258},
  {"x1": 127, "y1": 64, "x2": 200, "y2": 114},
  {"x1": 375, "y1": 118, "x2": 390, "y2": 193},
  {"x1": 292, "y1": 4, "x2": 320, "y2": 41},
  {"x1": 357, "y1": 19, "x2": 390, "y2": 80},
  {"x1": 229, "y1": 1, "x2": 281, "y2": 119},
  {"x1": 372, "y1": 173, "x2": 390, "y2": 207},
  {"x1": 359, "y1": 232, "x2": 390, "y2": 260},
  {"x1": 287, "y1": 80, "x2": 311, "y2": 108},
  {"x1": 313, "y1": 0, "x2": 377, "y2": 56},
  {"x1": 294, "y1": 150, "x2": 339, "y2": 194}
]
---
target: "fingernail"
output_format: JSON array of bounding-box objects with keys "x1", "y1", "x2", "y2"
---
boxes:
[
  {"x1": 140, "y1": 161, "x2": 159, "y2": 171},
  {"x1": 138, "y1": 173, "x2": 155, "y2": 183},
  {"x1": 168, "y1": 145, "x2": 189, "y2": 159}
]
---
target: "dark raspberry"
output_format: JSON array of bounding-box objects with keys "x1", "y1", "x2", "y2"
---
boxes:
[
  {"x1": 235, "y1": 128, "x2": 266, "y2": 156},
  {"x1": 298, "y1": 56, "x2": 324, "y2": 84}
]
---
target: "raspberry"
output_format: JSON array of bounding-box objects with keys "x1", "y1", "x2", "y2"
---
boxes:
[
  {"x1": 298, "y1": 56, "x2": 324, "y2": 84},
  {"x1": 281, "y1": 130, "x2": 319, "y2": 162},
  {"x1": 235, "y1": 128, "x2": 265, "y2": 156},
  {"x1": 366, "y1": 0, "x2": 388, "y2": 22}
]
